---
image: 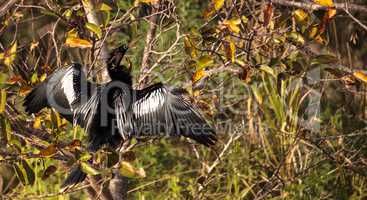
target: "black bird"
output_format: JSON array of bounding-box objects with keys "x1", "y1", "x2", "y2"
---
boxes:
[{"x1": 23, "y1": 45, "x2": 216, "y2": 190}]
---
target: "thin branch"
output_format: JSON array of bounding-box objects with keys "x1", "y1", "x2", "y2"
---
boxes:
[{"x1": 272, "y1": 0, "x2": 367, "y2": 13}]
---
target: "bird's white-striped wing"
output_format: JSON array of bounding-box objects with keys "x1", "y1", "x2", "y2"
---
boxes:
[{"x1": 115, "y1": 83, "x2": 216, "y2": 146}]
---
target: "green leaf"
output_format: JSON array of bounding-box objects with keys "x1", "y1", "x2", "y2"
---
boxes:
[
  {"x1": 79, "y1": 152, "x2": 92, "y2": 162},
  {"x1": 13, "y1": 160, "x2": 35, "y2": 186},
  {"x1": 85, "y1": 22, "x2": 102, "y2": 39},
  {"x1": 81, "y1": 162, "x2": 100, "y2": 175},
  {"x1": 259, "y1": 65, "x2": 275, "y2": 77},
  {"x1": 119, "y1": 161, "x2": 146, "y2": 178}
]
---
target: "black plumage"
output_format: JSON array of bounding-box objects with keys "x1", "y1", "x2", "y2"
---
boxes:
[{"x1": 23, "y1": 45, "x2": 216, "y2": 190}]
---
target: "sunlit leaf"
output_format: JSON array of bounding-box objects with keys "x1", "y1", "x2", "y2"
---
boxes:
[
  {"x1": 223, "y1": 40, "x2": 236, "y2": 62},
  {"x1": 33, "y1": 117, "x2": 42, "y2": 129},
  {"x1": 85, "y1": 22, "x2": 102, "y2": 39},
  {"x1": 353, "y1": 71, "x2": 367, "y2": 84},
  {"x1": 65, "y1": 37, "x2": 92, "y2": 48},
  {"x1": 259, "y1": 65, "x2": 275, "y2": 77},
  {"x1": 39, "y1": 144, "x2": 57, "y2": 157},
  {"x1": 41, "y1": 165, "x2": 57, "y2": 180},
  {"x1": 119, "y1": 161, "x2": 146, "y2": 178},
  {"x1": 3, "y1": 42, "x2": 17, "y2": 67},
  {"x1": 197, "y1": 55, "x2": 214, "y2": 69},
  {"x1": 192, "y1": 69, "x2": 206, "y2": 84},
  {"x1": 81, "y1": 162, "x2": 100, "y2": 175},
  {"x1": 293, "y1": 9, "x2": 309, "y2": 25},
  {"x1": 0, "y1": 89, "x2": 6, "y2": 114},
  {"x1": 251, "y1": 85, "x2": 263, "y2": 105},
  {"x1": 222, "y1": 18, "x2": 241, "y2": 33},
  {"x1": 31, "y1": 73, "x2": 38, "y2": 84},
  {"x1": 313, "y1": 0, "x2": 334, "y2": 7},
  {"x1": 184, "y1": 36, "x2": 197, "y2": 58},
  {"x1": 99, "y1": 3, "x2": 112, "y2": 11},
  {"x1": 40, "y1": 73, "x2": 47, "y2": 82},
  {"x1": 63, "y1": 9, "x2": 72, "y2": 19},
  {"x1": 327, "y1": 8, "x2": 337, "y2": 19},
  {"x1": 241, "y1": 16, "x2": 249, "y2": 24},
  {"x1": 134, "y1": 0, "x2": 159, "y2": 6},
  {"x1": 213, "y1": 0, "x2": 224, "y2": 11},
  {"x1": 288, "y1": 32, "x2": 305, "y2": 45},
  {"x1": 80, "y1": 152, "x2": 92, "y2": 162}
]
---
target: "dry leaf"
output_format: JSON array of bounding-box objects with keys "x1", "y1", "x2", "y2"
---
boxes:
[
  {"x1": 39, "y1": 145, "x2": 57, "y2": 157},
  {"x1": 222, "y1": 18, "x2": 241, "y2": 33},
  {"x1": 65, "y1": 37, "x2": 92, "y2": 48},
  {"x1": 353, "y1": 71, "x2": 367, "y2": 84},
  {"x1": 263, "y1": 3, "x2": 273, "y2": 26}
]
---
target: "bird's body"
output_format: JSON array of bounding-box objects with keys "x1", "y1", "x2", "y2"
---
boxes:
[{"x1": 23, "y1": 46, "x2": 216, "y2": 190}]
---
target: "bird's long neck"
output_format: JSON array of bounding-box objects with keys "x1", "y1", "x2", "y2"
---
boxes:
[{"x1": 109, "y1": 69, "x2": 133, "y2": 86}]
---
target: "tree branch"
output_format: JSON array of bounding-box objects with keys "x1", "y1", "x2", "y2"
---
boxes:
[
  {"x1": 272, "y1": 0, "x2": 367, "y2": 13},
  {"x1": 138, "y1": 4, "x2": 159, "y2": 88},
  {"x1": 0, "y1": 0, "x2": 19, "y2": 18}
]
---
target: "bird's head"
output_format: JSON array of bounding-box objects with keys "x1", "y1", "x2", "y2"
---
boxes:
[{"x1": 107, "y1": 44, "x2": 132, "y2": 84}]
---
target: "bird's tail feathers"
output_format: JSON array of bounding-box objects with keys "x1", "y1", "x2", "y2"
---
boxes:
[{"x1": 23, "y1": 82, "x2": 48, "y2": 114}]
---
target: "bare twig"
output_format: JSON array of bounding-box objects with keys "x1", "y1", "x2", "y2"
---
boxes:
[{"x1": 272, "y1": 0, "x2": 367, "y2": 13}]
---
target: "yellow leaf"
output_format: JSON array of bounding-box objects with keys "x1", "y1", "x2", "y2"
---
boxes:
[
  {"x1": 134, "y1": 0, "x2": 159, "y2": 6},
  {"x1": 223, "y1": 40, "x2": 235, "y2": 62},
  {"x1": 119, "y1": 161, "x2": 146, "y2": 178},
  {"x1": 0, "y1": 53, "x2": 3, "y2": 60},
  {"x1": 99, "y1": 3, "x2": 112, "y2": 11},
  {"x1": 313, "y1": 0, "x2": 334, "y2": 7},
  {"x1": 65, "y1": 37, "x2": 92, "y2": 48},
  {"x1": 184, "y1": 36, "x2": 197, "y2": 58},
  {"x1": 213, "y1": 0, "x2": 224, "y2": 11},
  {"x1": 33, "y1": 117, "x2": 42, "y2": 129},
  {"x1": 39, "y1": 145, "x2": 57, "y2": 157},
  {"x1": 39, "y1": 73, "x2": 47, "y2": 82},
  {"x1": 327, "y1": 8, "x2": 336, "y2": 19},
  {"x1": 0, "y1": 89, "x2": 6, "y2": 114},
  {"x1": 66, "y1": 29, "x2": 78, "y2": 38},
  {"x1": 308, "y1": 25, "x2": 318, "y2": 39},
  {"x1": 4, "y1": 42, "x2": 17, "y2": 67},
  {"x1": 192, "y1": 69, "x2": 206, "y2": 84},
  {"x1": 293, "y1": 9, "x2": 309, "y2": 24},
  {"x1": 197, "y1": 55, "x2": 214, "y2": 69},
  {"x1": 222, "y1": 18, "x2": 241, "y2": 33},
  {"x1": 353, "y1": 71, "x2": 367, "y2": 84}
]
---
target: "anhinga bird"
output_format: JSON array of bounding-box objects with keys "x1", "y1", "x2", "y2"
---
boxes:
[{"x1": 23, "y1": 45, "x2": 216, "y2": 190}]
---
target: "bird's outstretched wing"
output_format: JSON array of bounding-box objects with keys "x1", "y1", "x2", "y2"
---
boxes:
[
  {"x1": 114, "y1": 83, "x2": 216, "y2": 146},
  {"x1": 23, "y1": 63, "x2": 91, "y2": 120}
]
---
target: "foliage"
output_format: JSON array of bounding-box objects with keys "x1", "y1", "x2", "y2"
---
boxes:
[{"x1": 0, "y1": 0, "x2": 366, "y2": 199}]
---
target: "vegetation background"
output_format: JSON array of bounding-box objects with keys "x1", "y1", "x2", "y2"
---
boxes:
[{"x1": 0, "y1": 0, "x2": 366, "y2": 199}]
